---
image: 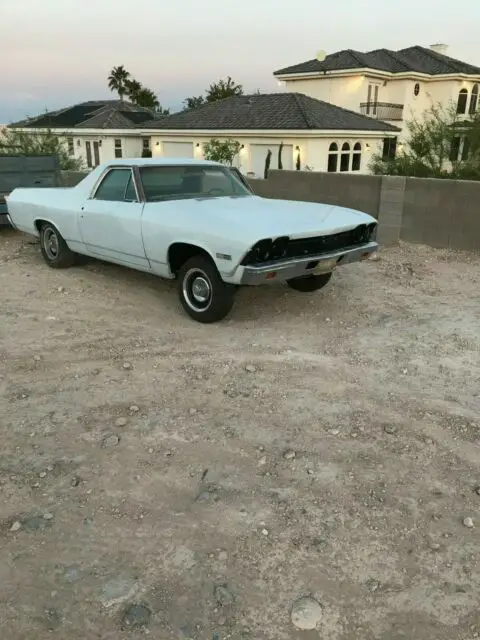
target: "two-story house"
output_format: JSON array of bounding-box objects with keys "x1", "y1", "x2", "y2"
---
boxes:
[{"x1": 274, "y1": 44, "x2": 480, "y2": 158}]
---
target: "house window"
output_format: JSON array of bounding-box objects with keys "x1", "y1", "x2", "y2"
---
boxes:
[
  {"x1": 327, "y1": 143, "x2": 338, "y2": 172},
  {"x1": 352, "y1": 143, "x2": 362, "y2": 171},
  {"x1": 340, "y1": 142, "x2": 350, "y2": 172},
  {"x1": 142, "y1": 138, "x2": 150, "y2": 150},
  {"x1": 382, "y1": 137, "x2": 397, "y2": 160},
  {"x1": 457, "y1": 89, "x2": 469, "y2": 115},
  {"x1": 449, "y1": 136, "x2": 461, "y2": 162},
  {"x1": 67, "y1": 137, "x2": 74, "y2": 156},
  {"x1": 469, "y1": 84, "x2": 479, "y2": 114},
  {"x1": 114, "y1": 139, "x2": 123, "y2": 158}
]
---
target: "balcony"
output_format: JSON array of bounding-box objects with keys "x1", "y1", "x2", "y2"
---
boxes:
[{"x1": 359, "y1": 102, "x2": 404, "y2": 121}]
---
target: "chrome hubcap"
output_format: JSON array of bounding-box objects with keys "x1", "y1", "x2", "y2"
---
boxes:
[
  {"x1": 43, "y1": 228, "x2": 59, "y2": 260},
  {"x1": 191, "y1": 277, "x2": 210, "y2": 303},
  {"x1": 183, "y1": 269, "x2": 212, "y2": 312}
]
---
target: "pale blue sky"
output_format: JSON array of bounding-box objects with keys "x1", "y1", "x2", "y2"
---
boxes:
[{"x1": 1, "y1": 0, "x2": 479, "y2": 122}]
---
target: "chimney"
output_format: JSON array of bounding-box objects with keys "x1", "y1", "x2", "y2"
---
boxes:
[{"x1": 429, "y1": 43, "x2": 448, "y2": 55}]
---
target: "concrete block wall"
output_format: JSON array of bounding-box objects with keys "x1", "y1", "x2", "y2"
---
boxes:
[
  {"x1": 401, "y1": 177, "x2": 480, "y2": 251},
  {"x1": 249, "y1": 170, "x2": 480, "y2": 251},
  {"x1": 58, "y1": 171, "x2": 89, "y2": 187},
  {"x1": 249, "y1": 171, "x2": 382, "y2": 219},
  {"x1": 57, "y1": 170, "x2": 480, "y2": 252}
]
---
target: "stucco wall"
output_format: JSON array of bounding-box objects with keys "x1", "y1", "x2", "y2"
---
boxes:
[
  {"x1": 284, "y1": 75, "x2": 480, "y2": 141},
  {"x1": 149, "y1": 134, "x2": 384, "y2": 176},
  {"x1": 283, "y1": 75, "x2": 367, "y2": 112},
  {"x1": 64, "y1": 134, "x2": 143, "y2": 169}
]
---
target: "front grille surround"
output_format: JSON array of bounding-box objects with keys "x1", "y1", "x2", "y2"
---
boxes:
[{"x1": 241, "y1": 223, "x2": 377, "y2": 266}]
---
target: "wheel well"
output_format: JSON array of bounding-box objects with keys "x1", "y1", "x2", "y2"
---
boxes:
[
  {"x1": 34, "y1": 219, "x2": 48, "y2": 233},
  {"x1": 168, "y1": 243, "x2": 212, "y2": 276}
]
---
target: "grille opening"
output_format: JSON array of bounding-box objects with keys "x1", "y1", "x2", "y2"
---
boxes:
[{"x1": 242, "y1": 224, "x2": 375, "y2": 266}]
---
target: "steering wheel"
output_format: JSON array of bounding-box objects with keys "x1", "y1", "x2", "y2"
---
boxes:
[{"x1": 207, "y1": 188, "x2": 226, "y2": 196}]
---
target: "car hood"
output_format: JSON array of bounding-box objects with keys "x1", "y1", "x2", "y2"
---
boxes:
[{"x1": 184, "y1": 195, "x2": 376, "y2": 240}]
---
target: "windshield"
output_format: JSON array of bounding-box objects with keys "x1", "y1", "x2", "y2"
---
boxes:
[{"x1": 139, "y1": 165, "x2": 253, "y2": 203}]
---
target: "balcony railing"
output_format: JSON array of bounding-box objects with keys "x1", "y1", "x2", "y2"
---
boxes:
[{"x1": 359, "y1": 102, "x2": 404, "y2": 121}]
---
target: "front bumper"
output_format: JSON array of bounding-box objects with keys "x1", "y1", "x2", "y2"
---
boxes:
[{"x1": 239, "y1": 241, "x2": 378, "y2": 285}]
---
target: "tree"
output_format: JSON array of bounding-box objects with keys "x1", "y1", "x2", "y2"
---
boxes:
[
  {"x1": 264, "y1": 149, "x2": 272, "y2": 179},
  {"x1": 133, "y1": 87, "x2": 170, "y2": 114},
  {"x1": 133, "y1": 87, "x2": 159, "y2": 110},
  {"x1": 202, "y1": 138, "x2": 241, "y2": 165},
  {"x1": 183, "y1": 95, "x2": 205, "y2": 111},
  {"x1": 125, "y1": 79, "x2": 142, "y2": 103},
  {"x1": 206, "y1": 76, "x2": 243, "y2": 103},
  {"x1": 370, "y1": 103, "x2": 480, "y2": 180},
  {"x1": 107, "y1": 65, "x2": 131, "y2": 101},
  {"x1": 278, "y1": 142, "x2": 283, "y2": 169},
  {"x1": 108, "y1": 69, "x2": 169, "y2": 114},
  {"x1": 182, "y1": 77, "x2": 243, "y2": 111},
  {"x1": 0, "y1": 127, "x2": 84, "y2": 170}
]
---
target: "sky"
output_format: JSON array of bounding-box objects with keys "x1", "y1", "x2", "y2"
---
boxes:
[{"x1": 1, "y1": 0, "x2": 479, "y2": 123}]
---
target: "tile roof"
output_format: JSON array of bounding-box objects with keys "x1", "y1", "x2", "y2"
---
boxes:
[
  {"x1": 274, "y1": 45, "x2": 480, "y2": 77},
  {"x1": 139, "y1": 93, "x2": 400, "y2": 132},
  {"x1": 9, "y1": 100, "x2": 156, "y2": 129}
]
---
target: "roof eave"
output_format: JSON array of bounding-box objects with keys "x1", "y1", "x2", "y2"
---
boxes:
[
  {"x1": 275, "y1": 68, "x2": 480, "y2": 82},
  {"x1": 7, "y1": 126, "x2": 143, "y2": 136},
  {"x1": 139, "y1": 127, "x2": 400, "y2": 136}
]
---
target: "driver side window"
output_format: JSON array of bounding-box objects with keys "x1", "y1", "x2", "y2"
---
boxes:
[{"x1": 94, "y1": 168, "x2": 137, "y2": 202}]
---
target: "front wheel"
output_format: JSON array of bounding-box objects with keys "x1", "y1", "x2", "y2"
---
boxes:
[
  {"x1": 287, "y1": 271, "x2": 332, "y2": 292},
  {"x1": 39, "y1": 223, "x2": 77, "y2": 268},
  {"x1": 178, "y1": 255, "x2": 235, "y2": 323}
]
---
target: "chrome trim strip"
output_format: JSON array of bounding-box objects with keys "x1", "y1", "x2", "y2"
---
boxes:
[
  {"x1": 6, "y1": 213, "x2": 17, "y2": 230},
  {"x1": 89, "y1": 165, "x2": 142, "y2": 202},
  {"x1": 82, "y1": 242, "x2": 146, "y2": 260}
]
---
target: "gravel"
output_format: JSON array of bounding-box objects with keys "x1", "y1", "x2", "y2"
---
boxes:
[
  {"x1": 1, "y1": 232, "x2": 479, "y2": 640},
  {"x1": 291, "y1": 596, "x2": 323, "y2": 630}
]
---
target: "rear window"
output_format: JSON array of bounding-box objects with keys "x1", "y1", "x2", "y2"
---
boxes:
[{"x1": 139, "y1": 165, "x2": 251, "y2": 202}]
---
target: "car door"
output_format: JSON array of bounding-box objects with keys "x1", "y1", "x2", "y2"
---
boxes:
[{"x1": 79, "y1": 167, "x2": 149, "y2": 270}]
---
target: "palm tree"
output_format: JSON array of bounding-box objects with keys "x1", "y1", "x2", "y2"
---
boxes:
[
  {"x1": 107, "y1": 65, "x2": 131, "y2": 101},
  {"x1": 134, "y1": 87, "x2": 160, "y2": 110},
  {"x1": 125, "y1": 79, "x2": 142, "y2": 103}
]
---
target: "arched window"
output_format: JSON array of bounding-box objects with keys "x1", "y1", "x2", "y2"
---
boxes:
[
  {"x1": 352, "y1": 142, "x2": 362, "y2": 171},
  {"x1": 457, "y1": 88, "x2": 468, "y2": 114},
  {"x1": 340, "y1": 142, "x2": 350, "y2": 172},
  {"x1": 327, "y1": 142, "x2": 338, "y2": 172},
  {"x1": 469, "y1": 84, "x2": 479, "y2": 114}
]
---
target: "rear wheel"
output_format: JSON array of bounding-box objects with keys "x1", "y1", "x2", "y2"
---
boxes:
[
  {"x1": 39, "y1": 223, "x2": 77, "y2": 268},
  {"x1": 178, "y1": 255, "x2": 235, "y2": 323},
  {"x1": 287, "y1": 272, "x2": 332, "y2": 292}
]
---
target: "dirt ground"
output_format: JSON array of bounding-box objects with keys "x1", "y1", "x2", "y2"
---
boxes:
[{"x1": 1, "y1": 229, "x2": 480, "y2": 640}]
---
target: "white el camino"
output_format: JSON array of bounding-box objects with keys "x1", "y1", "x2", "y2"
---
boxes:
[{"x1": 6, "y1": 158, "x2": 378, "y2": 323}]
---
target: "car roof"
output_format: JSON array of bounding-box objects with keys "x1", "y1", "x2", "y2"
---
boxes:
[{"x1": 103, "y1": 158, "x2": 221, "y2": 167}]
